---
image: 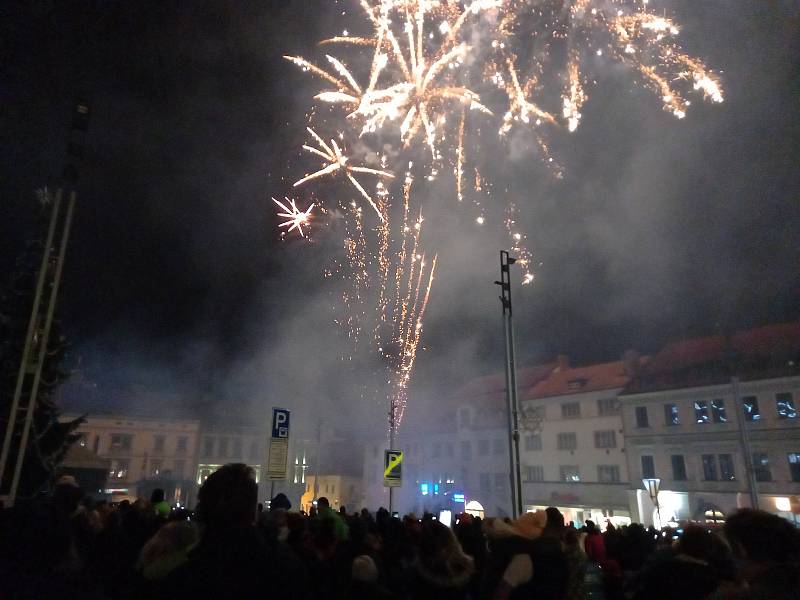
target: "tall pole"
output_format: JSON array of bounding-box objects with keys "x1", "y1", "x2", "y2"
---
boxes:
[
  {"x1": 0, "y1": 192, "x2": 62, "y2": 498},
  {"x1": 389, "y1": 396, "x2": 395, "y2": 515},
  {"x1": 732, "y1": 376, "x2": 759, "y2": 509},
  {"x1": 312, "y1": 418, "x2": 322, "y2": 506},
  {"x1": 496, "y1": 251, "x2": 523, "y2": 519},
  {"x1": 8, "y1": 191, "x2": 77, "y2": 503}
]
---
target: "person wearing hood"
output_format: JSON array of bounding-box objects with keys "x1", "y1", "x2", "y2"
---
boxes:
[
  {"x1": 484, "y1": 510, "x2": 569, "y2": 600},
  {"x1": 409, "y1": 519, "x2": 474, "y2": 600}
]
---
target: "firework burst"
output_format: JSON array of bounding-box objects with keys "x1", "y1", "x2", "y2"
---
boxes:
[
  {"x1": 273, "y1": 197, "x2": 315, "y2": 238},
  {"x1": 294, "y1": 127, "x2": 394, "y2": 220},
  {"x1": 275, "y1": 0, "x2": 723, "y2": 427}
]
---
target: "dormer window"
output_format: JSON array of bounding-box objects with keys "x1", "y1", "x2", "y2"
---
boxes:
[{"x1": 567, "y1": 378, "x2": 588, "y2": 390}]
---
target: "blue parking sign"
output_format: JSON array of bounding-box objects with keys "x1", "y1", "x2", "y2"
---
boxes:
[{"x1": 272, "y1": 408, "x2": 290, "y2": 438}]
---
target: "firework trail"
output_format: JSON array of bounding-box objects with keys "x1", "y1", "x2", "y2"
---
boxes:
[{"x1": 275, "y1": 0, "x2": 722, "y2": 427}]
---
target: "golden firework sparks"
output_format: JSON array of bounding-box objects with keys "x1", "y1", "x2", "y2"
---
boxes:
[
  {"x1": 276, "y1": 0, "x2": 723, "y2": 426},
  {"x1": 272, "y1": 197, "x2": 314, "y2": 237},
  {"x1": 294, "y1": 127, "x2": 394, "y2": 220}
]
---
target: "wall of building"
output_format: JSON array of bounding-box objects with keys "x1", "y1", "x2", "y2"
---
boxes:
[
  {"x1": 65, "y1": 414, "x2": 200, "y2": 504},
  {"x1": 518, "y1": 387, "x2": 630, "y2": 525},
  {"x1": 196, "y1": 423, "x2": 268, "y2": 500},
  {"x1": 622, "y1": 375, "x2": 800, "y2": 524},
  {"x1": 300, "y1": 474, "x2": 362, "y2": 513}
]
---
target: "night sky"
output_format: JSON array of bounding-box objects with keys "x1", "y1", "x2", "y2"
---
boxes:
[{"x1": 1, "y1": 1, "x2": 798, "y2": 428}]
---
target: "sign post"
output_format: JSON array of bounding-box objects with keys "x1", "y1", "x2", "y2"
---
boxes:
[
  {"x1": 267, "y1": 408, "x2": 291, "y2": 501},
  {"x1": 384, "y1": 450, "x2": 403, "y2": 486}
]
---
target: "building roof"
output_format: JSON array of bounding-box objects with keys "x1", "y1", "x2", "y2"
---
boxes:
[
  {"x1": 623, "y1": 322, "x2": 800, "y2": 395},
  {"x1": 401, "y1": 363, "x2": 555, "y2": 434},
  {"x1": 525, "y1": 357, "x2": 646, "y2": 399}
]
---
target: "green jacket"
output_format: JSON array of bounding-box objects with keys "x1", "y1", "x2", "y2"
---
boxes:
[{"x1": 318, "y1": 506, "x2": 349, "y2": 541}]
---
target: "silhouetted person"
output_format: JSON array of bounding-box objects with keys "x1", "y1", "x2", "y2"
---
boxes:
[
  {"x1": 634, "y1": 525, "x2": 722, "y2": 600},
  {"x1": 717, "y1": 509, "x2": 800, "y2": 599},
  {"x1": 317, "y1": 496, "x2": 349, "y2": 541},
  {"x1": 271, "y1": 493, "x2": 291, "y2": 511},
  {"x1": 161, "y1": 463, "x2": 309, "y2": 599},
  {"x1": 150, "y1": 488, "x2": 170, "y2": 518}
]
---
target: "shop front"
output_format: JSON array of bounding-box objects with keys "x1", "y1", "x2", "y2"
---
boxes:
[{"x1": 523, "y1": 483, "x2": 631, "y2": 530}]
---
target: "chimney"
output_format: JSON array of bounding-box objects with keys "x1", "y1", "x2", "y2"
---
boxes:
[
  {"x1": 622, "y1": 350, "x2": 640, "y2": 377},
  {"x1": 557, "y1": 355, "x2": 570, "y2": 371}
]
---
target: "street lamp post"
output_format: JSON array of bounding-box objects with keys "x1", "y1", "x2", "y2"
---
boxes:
[{"x1": 643, "y1": 478, "x2": 662, "y2": 529}]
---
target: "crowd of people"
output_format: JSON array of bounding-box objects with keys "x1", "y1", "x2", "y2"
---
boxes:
[{"x1": 2, "y1": 463, "x2": 799, "y2": 599}]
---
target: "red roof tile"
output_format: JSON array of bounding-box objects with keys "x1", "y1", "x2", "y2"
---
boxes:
[
  {"x1": 525, "y1": 358, "x2": 646, "y2": 399},
  {"x1": 624, "y1": 322, "x2": 800, "y2": 394}
]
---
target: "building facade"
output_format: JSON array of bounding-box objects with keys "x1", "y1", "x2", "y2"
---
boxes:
[
  {"x1": 196, "y1": 422, "x2": 269, "y2": 501},
  {"x1": 621, "y1": 323, "x2": 800, "y2": 526},
  {"x1": 64, "y1": 414, "x2": 201, "y2": 504},
  {"x1": 519, "y1": 355, "x2": 644, "y2": 527},
  {"x1": 361, "y1": 365, "x2": 556, "y2": 517},
  {"x1": 300, "y1": 474, "x2": 362, "y2": 513}
]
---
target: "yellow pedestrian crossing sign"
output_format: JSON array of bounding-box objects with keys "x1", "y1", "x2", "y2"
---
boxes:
[{"x1": 384, "y1": 450, "x2": 403, "y2": 487}]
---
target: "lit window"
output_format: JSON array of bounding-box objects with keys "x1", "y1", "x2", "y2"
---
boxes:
[
  {"x1": 559, "y1": 465, "x2": 580, "y2": 482},
  {"x1": 664, "y1": 404, "x2": 680, "y2": 426},
  {"x1": 788, "y1": 453, "x2": 800, "y2": 482},
  {"x1": 694, "y1": 401, "x2": 710, "y2": 424},
  {"x1": 711, "y1": 399, "x2": 727, "y2": 423},
  {"x1": 752, "y1": 452, "x2": 771, "y2": 481},
  {"x1": 776, "y1": 393, "x2": 797, "y2": 419},
  {"x1": 742, "y1": 396, "x2": 761, "y2": 421},
  {"x1": 110, "y1": 459, "x2": 129, "y2": 480}
]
